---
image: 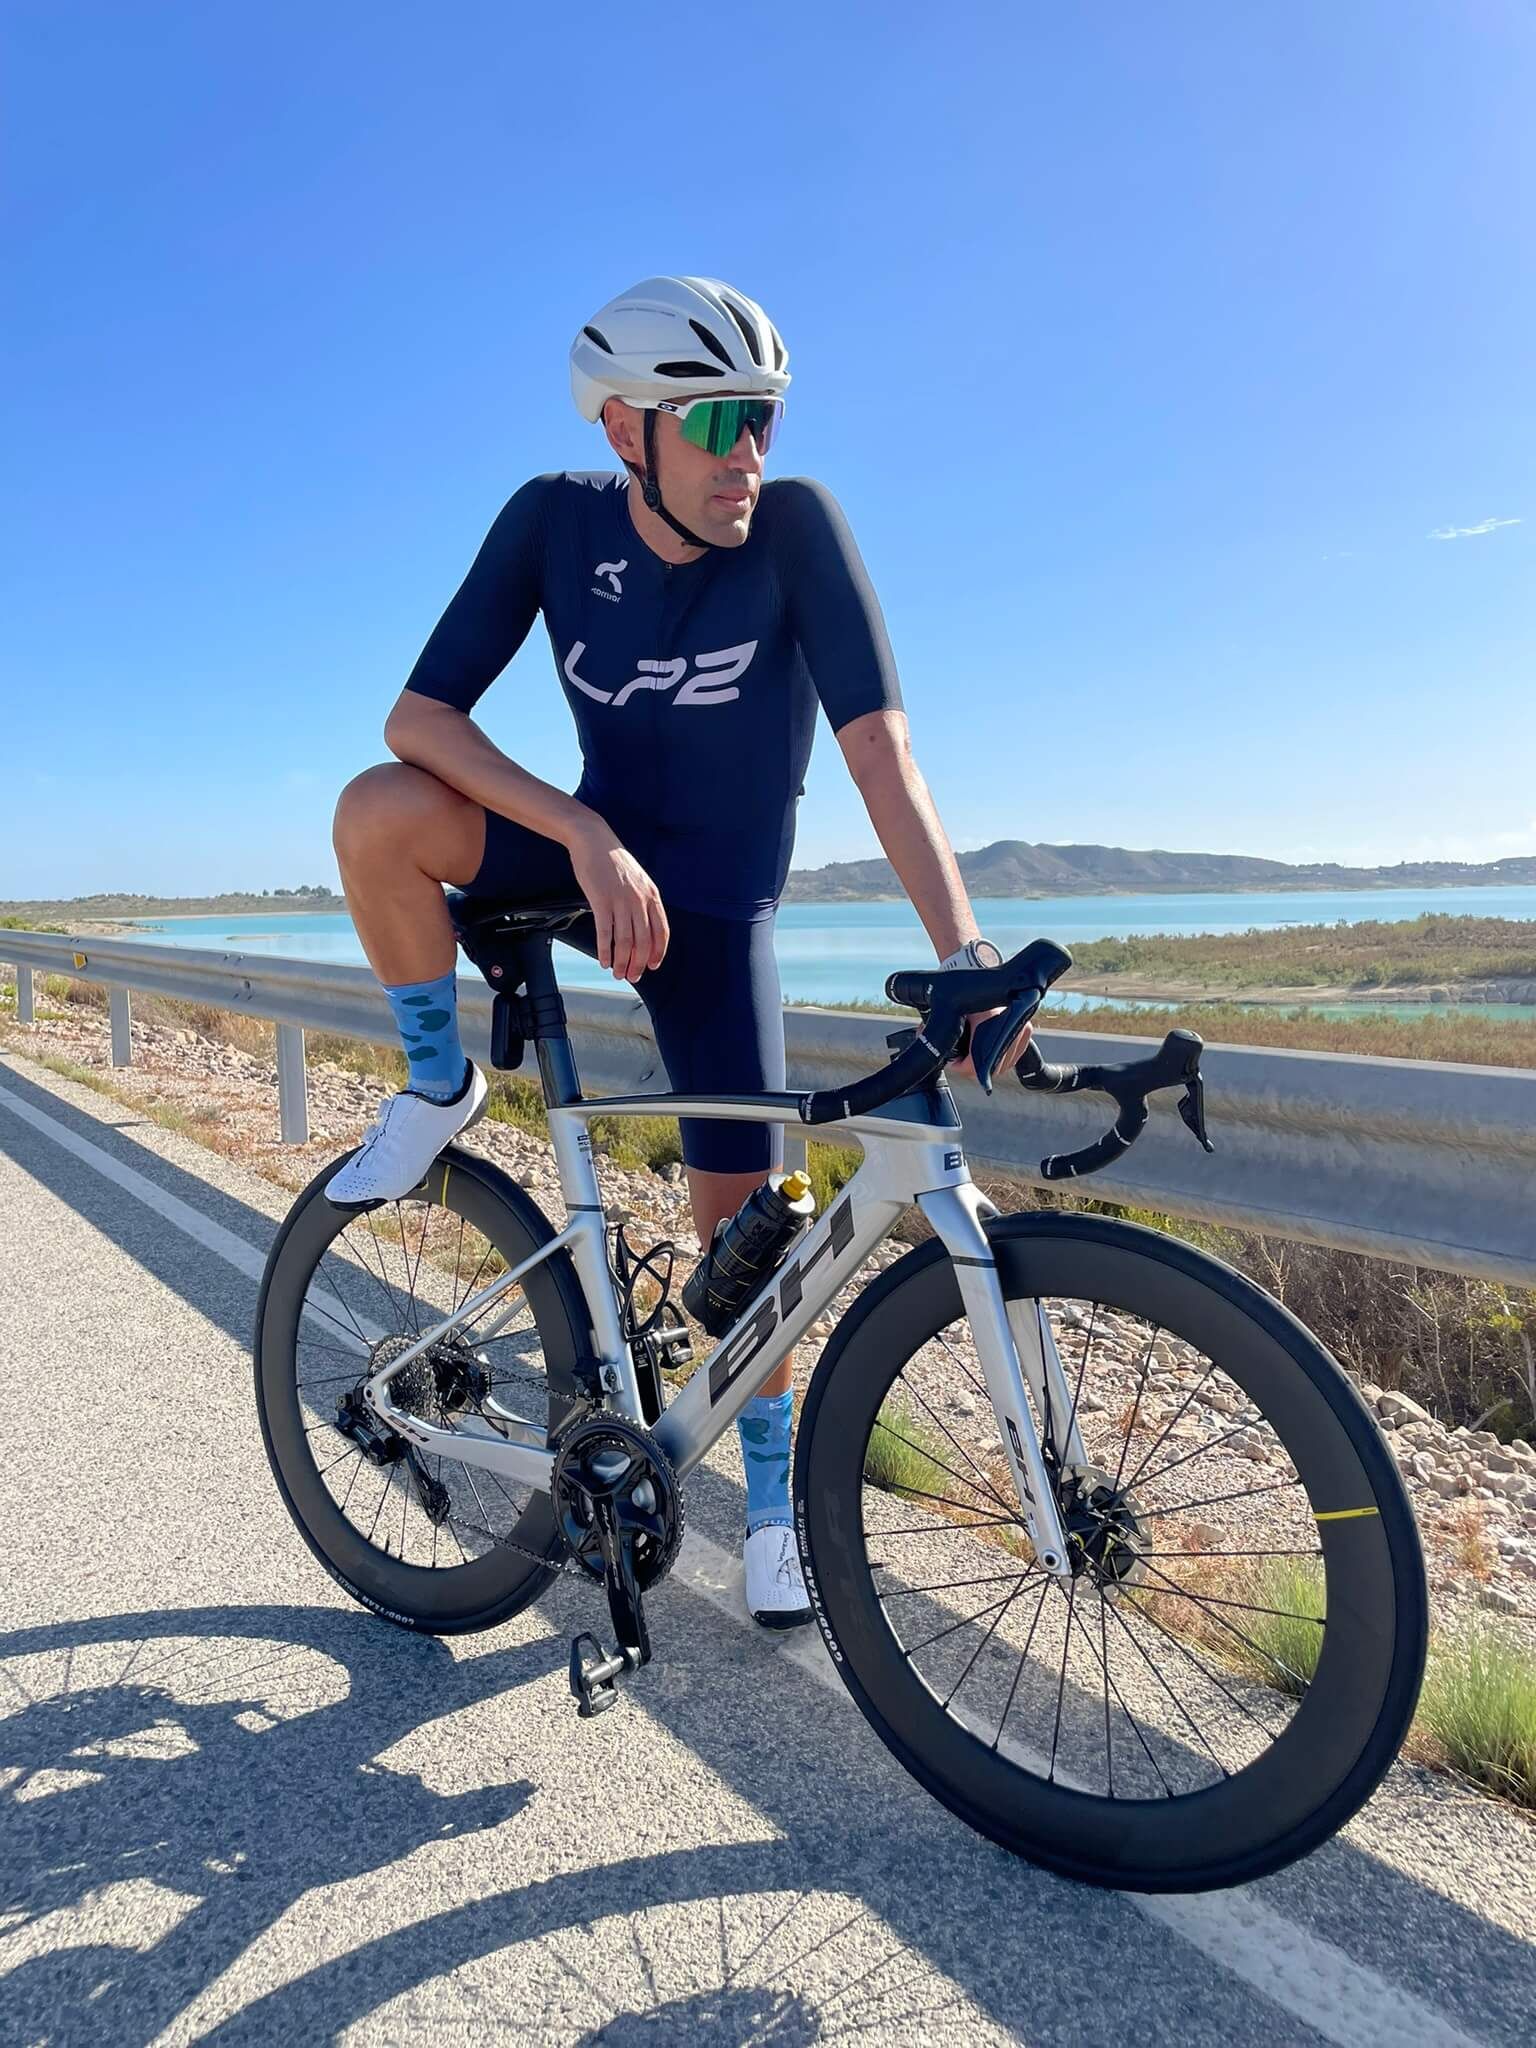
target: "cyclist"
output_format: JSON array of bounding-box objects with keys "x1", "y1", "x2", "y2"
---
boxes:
[{"x1": 328, "y1": 275, "x2": 1026, "y2": 1626}]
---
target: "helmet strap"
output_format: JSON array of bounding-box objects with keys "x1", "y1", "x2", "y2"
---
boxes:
[{"x1": 626, "y1": 409, "x2": 714, "y2": 553}]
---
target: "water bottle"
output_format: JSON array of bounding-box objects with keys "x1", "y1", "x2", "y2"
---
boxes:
[{"x1": 681, "y1": 1171, "x2": 817, "y2": 1337}]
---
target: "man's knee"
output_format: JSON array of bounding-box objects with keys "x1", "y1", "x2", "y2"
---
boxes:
[{"x1": 333, "y1": 762, "x2": 462, "y2": 862}]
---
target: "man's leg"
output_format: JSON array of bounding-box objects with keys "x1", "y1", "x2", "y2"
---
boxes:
[
  {"x1": 333, "y1": 762, "x2": 485, "y2": 984},
  {"x1": 325, "y1": 763, "x2": 489, "y2": 1200},
  {"x1": 686, "y1": 1167, "x2": 795, "y2": 1413}
]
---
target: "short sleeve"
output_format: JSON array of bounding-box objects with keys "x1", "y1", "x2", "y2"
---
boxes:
[
  {"x1": 766, "y1": 477, "x2": 903, "y2": 731},
  {"x1": 402, "y1": 478, "x2": 550, "y2": 713}
]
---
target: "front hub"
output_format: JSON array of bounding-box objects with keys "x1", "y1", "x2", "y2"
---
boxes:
[{"x1": 1058, "y1": 1464, "x2": 1148, "y2": 1591}]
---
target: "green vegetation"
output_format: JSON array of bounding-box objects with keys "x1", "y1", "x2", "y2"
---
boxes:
[
  {"x1": 1225, "y1": 1557, "x2": 1326, "y2": 1696},
  {"x1": 790, "y1": 991, "x2": 1536, "y2": 1070},
  {"x1": 1417, "y1": 1623, "x2": 1536, "y2": 1809},
  {"x1": 1066, "y1": 913, "x2": 1536, "y2": 993},
  {"x1": 0, "y1": 888, "x2": 341, "y2": 920},
  {"x1": 864, "y1": 1400, "x2": 956, "y2": 1497}
]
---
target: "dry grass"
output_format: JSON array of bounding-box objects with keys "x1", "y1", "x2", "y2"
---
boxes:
[{"x1": 1444, "y1": 1502, "x2": 1498, "y2": 1583}]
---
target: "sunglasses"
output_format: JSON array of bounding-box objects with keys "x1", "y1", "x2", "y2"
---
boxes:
[{"x1": 653, "y1": 394, "x2": 784, "y2": 459}]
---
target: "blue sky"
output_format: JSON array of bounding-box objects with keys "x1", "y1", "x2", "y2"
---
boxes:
[{"x1": 4, "y1": 0, "x2": 1532, "y2": 898}]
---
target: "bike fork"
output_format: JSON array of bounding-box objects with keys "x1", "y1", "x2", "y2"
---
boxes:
[{"x1": 918, "y1": 1185, "x2": 1074, "y2": 1576}]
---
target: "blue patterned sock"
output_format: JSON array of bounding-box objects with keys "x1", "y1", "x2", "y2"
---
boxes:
[
  {"x1": 384, "y1": 970, "x2": 466, "y2": 1101},
  {"x1": 738, "y1": 1390, "x2": 793, "y2": 1536}
]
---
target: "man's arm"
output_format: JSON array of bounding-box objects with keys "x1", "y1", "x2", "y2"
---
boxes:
[{"x1": 836, "y1": 707, "x2": 1029, "y2": 1077}]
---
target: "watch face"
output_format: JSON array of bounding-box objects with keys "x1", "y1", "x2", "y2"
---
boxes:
[{"x1": 972, "y1": 941, "x2": 1003, "y2": 968}]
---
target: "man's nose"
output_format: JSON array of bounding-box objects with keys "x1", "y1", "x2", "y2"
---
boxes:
[{"x1": 726, "y1": 422, "x2": 766, "y2": 472}]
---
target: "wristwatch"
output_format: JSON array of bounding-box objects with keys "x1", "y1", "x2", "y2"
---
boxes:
[{"x1": 939, "y1": 939, "x2": 1003, "y2": 972}]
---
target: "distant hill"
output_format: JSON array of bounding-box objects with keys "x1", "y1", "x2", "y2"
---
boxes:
[
  {"x1": 0, "y1": 887, "x2": 343, "y2": 920},
  {"x1": 781, "y1": 843, "x2": 1536, "y2": 903},
  {"x1": 5, "y1": 849, "x2": 1535, "y2": 921}
]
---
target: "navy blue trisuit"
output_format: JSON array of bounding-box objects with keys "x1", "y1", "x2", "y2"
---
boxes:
[{"x1": 403, "y1": 470, "x2": 902, "y2": 1171}]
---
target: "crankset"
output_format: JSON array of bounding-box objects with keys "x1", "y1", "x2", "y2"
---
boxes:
[{"x1": 551, "y1": 1415, "x2": 683, "y2": 1717}]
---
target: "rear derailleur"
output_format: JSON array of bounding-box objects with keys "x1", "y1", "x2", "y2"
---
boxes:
[{"x1": 552, "y1": 1413, "x2": 684, "y2": 1717}]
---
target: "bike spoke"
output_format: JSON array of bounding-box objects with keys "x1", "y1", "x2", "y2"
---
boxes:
[
  {"x1": 1102, "y1": 1591, "x2": 1233, "y2": 1777},
  {"x1": 991, "y1": 1578, "x2": 1052, "y2": 1753},
  {"x1": 1046, "y1": 1577, "x2": 1078, "y2": 1782},
  {"x1": 870, "y1": 1418, "x2": 1012, "y2": 1515},
  {"x1": 1109, "y1": 1326, "x2": 1161, "y2": 1492},
  {"x1": 1120, "y1": 1356, "x2": 1222, "y2": 1494},
  {"x1": 941, "y1": 1575, "x2": 1035, "y2": 1711},
  {"x1": 878, "y1": 1567, "x2": 1040, "y2": 1602}
]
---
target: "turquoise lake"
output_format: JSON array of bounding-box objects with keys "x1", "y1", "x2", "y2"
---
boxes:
[{"x1": 123, "y1": 885, "x2": 1536, "y2": 1018}]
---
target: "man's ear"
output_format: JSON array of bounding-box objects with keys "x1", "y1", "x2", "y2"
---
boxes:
[{"x1": 601, "y1": 398, "x2": 641, "y2": 465}]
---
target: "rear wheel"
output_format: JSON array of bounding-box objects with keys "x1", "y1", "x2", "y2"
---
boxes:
[
  {"x1": 255, "y1": 1145, "x2": 592, "y2": 1633},
  {"x1": 794, "y1": 1212, "x2": 1427, "y2": 1892}
]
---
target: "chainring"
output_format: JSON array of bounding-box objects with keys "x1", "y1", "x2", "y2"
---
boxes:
[{"x1": 551, "y1": 1415, "x2": 684, "y2": 1591}]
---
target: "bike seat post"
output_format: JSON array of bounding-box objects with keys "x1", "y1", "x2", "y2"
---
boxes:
[{"x1": 520, "y1": 935, "x2": 582, "y2": 1110}]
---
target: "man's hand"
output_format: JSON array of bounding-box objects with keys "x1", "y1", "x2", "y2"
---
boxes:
[
  {"x1": 951, "y1": 1010, "x2": 1033, "y2": 1086},
  {"x1": 567, "y1": 823, "x2": 669, "y2": 983}
]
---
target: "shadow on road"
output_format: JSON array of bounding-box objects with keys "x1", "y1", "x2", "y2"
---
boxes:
[
  {"x1": 3, "y1": 1593, "x2": 1532, "y2": 2047},
  {"x1": 2, "y1": 1057, "x2": 1533, "y2": 2044}
]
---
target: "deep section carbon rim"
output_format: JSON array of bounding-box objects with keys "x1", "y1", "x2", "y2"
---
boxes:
[
  {"x1": 799, "y1": 1219, "x2": 1427, "y2": 1889},
  {"x1": 256, "y1": 1153, "x2": 586, "y2": 1627}
]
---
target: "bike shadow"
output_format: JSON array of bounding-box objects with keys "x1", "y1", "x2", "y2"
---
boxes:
[{"x1": 3, "y1": 1586, "x2": 1532, "y2": 2047}]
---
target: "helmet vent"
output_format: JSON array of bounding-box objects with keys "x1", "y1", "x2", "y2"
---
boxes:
[
  {"x1": 719, "y1": 295, "x2": 764, "y2": 366},
  {"x1": 689, "y1": 319, "x2": 735, "y2": 367},
  {"x1": 770, "y1": 331, "x2": 786, "y2": 371},
  {"x1": 654, "y1": 361, "x2": 725, "y2": 379},
  {"x1": 582, "y1": 325, "x2": 614, "y2": 353}
]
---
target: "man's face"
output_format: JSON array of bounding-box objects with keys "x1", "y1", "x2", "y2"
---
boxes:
[{"x1": 604, "y1": 396, "x2": 765, "y2": 549}]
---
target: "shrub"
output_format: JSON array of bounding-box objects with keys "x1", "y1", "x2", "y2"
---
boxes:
[{"x1": 1417, "y1": 1625, "x2": 1536, "y2": 1809}]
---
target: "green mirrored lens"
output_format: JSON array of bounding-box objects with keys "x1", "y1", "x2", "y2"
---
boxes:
[{"x1": 679, "y1": 398, "x2": 781, "y2": 458}]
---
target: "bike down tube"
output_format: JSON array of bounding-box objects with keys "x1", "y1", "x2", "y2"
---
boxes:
[
  {"x1": 651, "y1": 1146, "x2": 911, "y2": 1480},
  {"x1": 918, "y1": 1183, "x2": 1073, "y2": 1576}
]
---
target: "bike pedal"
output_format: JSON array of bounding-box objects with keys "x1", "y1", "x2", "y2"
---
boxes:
[{"x1": 569, "y1": 1631, "x2": 625, "y2": 1718}]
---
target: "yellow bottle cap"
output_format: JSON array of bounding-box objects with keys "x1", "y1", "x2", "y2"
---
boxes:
[{"x1": 779, "y1": 1170, "x2": 812, "y2": 1203}]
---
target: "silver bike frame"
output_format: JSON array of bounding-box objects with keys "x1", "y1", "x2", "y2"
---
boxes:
[{"x1": 357, "y1": 1087, "x2": 1077, "y2": 1574}]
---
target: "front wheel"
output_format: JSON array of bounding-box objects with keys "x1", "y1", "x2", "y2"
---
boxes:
[{"x1": 794, "y1": 1211, "x2": 1427, "y2": 1892}]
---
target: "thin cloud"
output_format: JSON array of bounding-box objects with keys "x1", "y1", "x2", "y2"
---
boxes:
[{"x1": 1427, "y1": 516, "x2": 1521, "y2": 540}]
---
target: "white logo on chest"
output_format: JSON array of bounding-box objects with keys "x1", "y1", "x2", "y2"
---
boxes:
[
  {"x1": 590, "y1": 559, "x2": 627, "y2": 601},
  {"x1": 563, "y1": 639, "x2": 757, "y2": 707}
]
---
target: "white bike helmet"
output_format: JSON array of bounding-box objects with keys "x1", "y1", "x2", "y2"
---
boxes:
[
  {"x1": 571, "y1": 276, "x2": 790, "y2": 550},
  {"x1": 570, "y1": 275, "x2": 789, "y2": 422}
]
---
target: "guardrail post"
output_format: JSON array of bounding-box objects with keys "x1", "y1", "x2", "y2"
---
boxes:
[
  {"x1": 15, "y1": 967, "x2": 34, "y2": 1024},
  {"x1": 109, "y1": 987, "x2": 133, "y2": 1066},
  {"x1": 276, "y1": 1023, "x2": 309, "y2": 1145}
]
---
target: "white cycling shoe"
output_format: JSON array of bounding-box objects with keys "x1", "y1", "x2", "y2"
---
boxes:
[
  {"x1": 326, "y1": 1063, "x2": 488, "y2": 1205},
  {"x1": 744, "y1": 1523, "x2": 814, "y2": 1630}
]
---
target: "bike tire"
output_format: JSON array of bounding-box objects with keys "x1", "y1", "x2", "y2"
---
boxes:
[
  {"x1": 255, "y1": 1144, "x2": 592, "y2": 1634},
  {"x1": 793, "y1": 1210, "x2": 1427, "y2": 1892}
]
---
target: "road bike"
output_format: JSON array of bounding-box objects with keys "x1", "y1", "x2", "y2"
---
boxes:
[{"x1": 254, "y1": 895, "x2": 1428, "y2": 1892}]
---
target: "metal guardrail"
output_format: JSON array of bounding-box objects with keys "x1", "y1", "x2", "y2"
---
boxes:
[{"x1": 4, "y1": 929, "x2": 1534, "y2": 1288}]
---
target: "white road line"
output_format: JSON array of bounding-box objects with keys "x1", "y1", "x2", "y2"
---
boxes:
[
  {"x1": 670, "y1": 1529, "x2": 1481, "y2": 2048},
  {"x1": 0, "y1": 1063, "x2": 1486, "y2": 2048},
  {"x1": 0, "y1": 1070, "x2": 271, "y2": 1285}
]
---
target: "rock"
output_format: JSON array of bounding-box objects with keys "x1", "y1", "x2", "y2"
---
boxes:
[
  {"x1": 1376, "y1": 1390, "x2": 1433, "y2": 1428},
  {"x1": 1430, "y1": 1472, "x2": 1465, "y2": 1499},
  {"x1": 1410, "y1": 1452, "x2": 1440, "y2": 1484},
  {"x1": 1483, "y1": 1449, "x2": 1521, "y2": 1474},
  {"x1": 1479, "y1": 1587, "x2": 1521, "y2": 1616},
  {"x1": 1080, "y1": 1391, "x2": 1108, "y2": 1414}
]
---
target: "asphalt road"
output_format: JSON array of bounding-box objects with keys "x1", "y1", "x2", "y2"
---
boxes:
[{"x1": 2, "y1": 1046, "x2": 1533, "y2": 2046}]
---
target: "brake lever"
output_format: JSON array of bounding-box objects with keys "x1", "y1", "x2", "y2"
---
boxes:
[
  {"x1": 966, "y1": 995, "x2": 1036, "y2": 1095},
  {"x1": 1178, "y1": 1071, "x2": 1215, "y2": 1153}
]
